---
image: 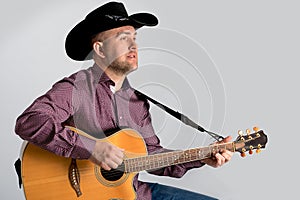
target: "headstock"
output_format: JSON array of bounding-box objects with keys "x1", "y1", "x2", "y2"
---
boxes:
[{"x1": 234, "y1": 126, "x2": 268, "y2": 157}]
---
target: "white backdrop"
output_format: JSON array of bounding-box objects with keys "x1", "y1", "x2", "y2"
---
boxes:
[{"x1": 1, "y1": 0, "x2": 299, "y2": 199}]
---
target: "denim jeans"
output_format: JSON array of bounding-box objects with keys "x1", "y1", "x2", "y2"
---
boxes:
[{"x1": 147, "y1": 183, "x2": 218, "y2": 200}]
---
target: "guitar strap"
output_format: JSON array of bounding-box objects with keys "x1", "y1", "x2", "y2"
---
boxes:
[{"x1": 134, "y1": 90, "x2": 224, "y2": 141}]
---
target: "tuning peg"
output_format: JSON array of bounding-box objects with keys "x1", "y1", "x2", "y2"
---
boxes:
[
  {"x1": 240, "y1": 148, "x2": 247, "y2": 157},
  {"x1": 249, "y1": 145, "x2": 253, "y2": 155},
  {"x1": 238, "y1": 130, "x2": 245, "y2": 141},
  {"x1": 253, "y1": 126, "x2": 259, "y2": 132},
  {"x1": 256, "y1": 149, "x2": 261, "y2": 153},
  {"x1": 256, "y1": 144, "x2": 262, "y2": 153},
  {"x1": 246, "y1": 128, "x2": 253, "y2": 139},
  {"x1": 238, "y1": 130, "x2": 243, "y2": 136},
  {"x1": 246, "y1": 129, "x2": 251, "y2": 135}
]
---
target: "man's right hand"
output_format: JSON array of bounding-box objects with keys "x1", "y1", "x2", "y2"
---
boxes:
[{"x1": 89, "y1": 140, "x2": 124, "y2": 170}]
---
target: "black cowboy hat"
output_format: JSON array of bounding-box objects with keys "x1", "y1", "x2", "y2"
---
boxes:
[{"x1": 65, "y1": 1, "x2": 158, "y2": 61}]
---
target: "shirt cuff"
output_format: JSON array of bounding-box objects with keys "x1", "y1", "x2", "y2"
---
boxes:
[{"x1": 71, "y1": 135, "x2": 96, "y2": 159}]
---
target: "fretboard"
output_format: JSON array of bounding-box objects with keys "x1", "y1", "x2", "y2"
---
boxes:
[{"x1": 124, "y1": 142, "x2": 235, "y2": 173}]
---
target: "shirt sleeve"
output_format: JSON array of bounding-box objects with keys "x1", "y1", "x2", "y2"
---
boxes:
[
  {"x1": 15, "y1": 77, "x2": 96, "y2": 159},
  {"x1": 138, "y1": 100, "x2": 205, "y2": 178}
]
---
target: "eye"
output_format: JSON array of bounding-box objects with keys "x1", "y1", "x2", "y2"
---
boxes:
[{"x1": 120, "y1": 36, "x2": 128, "y2": 41}]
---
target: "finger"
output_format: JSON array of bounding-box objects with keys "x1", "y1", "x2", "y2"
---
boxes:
[
  {"x1": 101, "y1": 163, "x2": 111, "y2": 171},
  {"x1": 108, "y1": 151, "x2": 124, "y2": 167},
  {"x1": 111, "y1": 154, "x2": 124, "y2": 166},
  {"x1": 103, "y1": 156, "x2": 121, "y2": 168},
  {"x1": 115, "y1": 149, "x2": 124, "y2": 160},
  {"x1": 215, "y1": 153, "x2": 225, "y2": 166},
  {"x1": 221, "y1": 148, "x2": 233, "y2": 154},
  {"x1": 218, "y1": 135, "x2": 232, "y2": 144},
  {"x1": 105, "y1": 158, "x2": 120, "y2": 169},
  {"x1": 220, "y1": 149, "x2": 233, "y2": 161},
  {"x1": 110, "y1": 148, "x2": 124, "y2": 165}
]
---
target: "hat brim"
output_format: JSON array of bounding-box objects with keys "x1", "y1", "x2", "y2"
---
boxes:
[{"x1": 65, "y1": 12, "x2": 158, "y2": 61}]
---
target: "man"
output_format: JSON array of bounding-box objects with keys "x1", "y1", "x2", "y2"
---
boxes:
[{"x1": 15, "y1": 2, "x2": 232, "y2": 199}]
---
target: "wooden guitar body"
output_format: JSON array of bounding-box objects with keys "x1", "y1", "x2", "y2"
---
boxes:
[{"x1": 21, "y1": 128, "x2": 147, "y2": 200}]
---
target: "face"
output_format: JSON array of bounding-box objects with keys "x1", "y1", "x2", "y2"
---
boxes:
[{"x1": 96, "y1": 26, "x2": 138, "y2": 75}]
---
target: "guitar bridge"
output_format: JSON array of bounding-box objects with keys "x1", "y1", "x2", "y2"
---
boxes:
[{"x1": 68, "y1": 159, "x2": 82, "y2": 197}]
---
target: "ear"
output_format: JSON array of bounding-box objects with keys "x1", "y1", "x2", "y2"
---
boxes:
[{"x1": 93, "y1": 41, "x2": 105, "y2": 58}]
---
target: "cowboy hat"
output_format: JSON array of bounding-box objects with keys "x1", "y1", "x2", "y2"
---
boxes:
[{"x1": 65, "y1": 1, "x2": 158, "y2": 61}]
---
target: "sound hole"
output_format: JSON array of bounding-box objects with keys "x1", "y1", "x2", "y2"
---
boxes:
[{"x1": 101, "y1": 163, "x2": 125, "y2": 181}]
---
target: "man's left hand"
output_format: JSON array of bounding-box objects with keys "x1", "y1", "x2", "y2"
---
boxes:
[{"x1": 201, "y1": 136, "x2": 233, "y2": 168}]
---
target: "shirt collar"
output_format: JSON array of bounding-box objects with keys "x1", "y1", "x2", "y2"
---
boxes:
[{"x1": 91, "y1": 63, "x2": 131, "y2": 90}]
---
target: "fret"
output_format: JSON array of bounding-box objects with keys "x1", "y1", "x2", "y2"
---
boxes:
[
  {"x1": 158, "y1": 154, "x2": 162, "y2": 168},
  {"x1": 129, "y1": 158, "x2": 132, "y2": 171},
  {"x1": 178, "y1": 152, "x2": 184, "y2": 163},
  {"x1": 136, "y1": 157, "x2": 142, "y2": 172},
  {"x1": 155, "y1": 155, "x2": 160, "y2": 168},
  {"x1": 126, "y1": 158, "x2": 130, "y2": 172},
  {"x1": 190, "y1": 149, "x2": 195, "y2": 160},
  {"x1": 139, "y1": 157, "x2": 144, "y2": 171},
  {"x1": 158, "y1": 154, "x2": 163, "y2": 167},
  {"x1": 135, "y1": 157, "x2": 140, "y2": 171},
  {"x1": 196, "y1": 149, "x2": 200, "y2": 160},
  {"x1": 173, "y1": 152, "x2": 179, "y2": 164},
  {"x1": 170, "y1": 152, "x2": 176, "y2": 164},
  {"x1": 167, "y1": 153, "x2": 171, "y2": 166},
  {"x1": 150, "y1": 156, "x2": 155, "y2": 170},
  {"x1": 188, "y1": 149, "x2": 193, "y2": 160},
  {"x1": 124, "y1": 142, "x2": 234, "y2": 173},
  {"x1": 132, "y1": 157, "x2": 136, "y2": 172},
  {"x1": 153, "y1": 154, "x2": 158, "y2": 169},
  {"x1": 149, "y1": 155, "x2": 154, "y2": 169},
  {"x1": 162, "y1": 153, "x2": 168, "y2": 166},
  {"x1": 145, "y1": 158, "x2": 150, "y2": 170},
  {"x1": 132, "y1": 158, "x2": 136, "y2": 172},
  {"x1": 183, "y1": 150, "x2": 188, "y2": 162},
  {"x1": 191, "y1": 149, "x2": 197, "y2": 160}
]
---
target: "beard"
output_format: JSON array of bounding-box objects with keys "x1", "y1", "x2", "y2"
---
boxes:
[{"x1": 108, "y1": 59, "x2": 137, "y2": 76}]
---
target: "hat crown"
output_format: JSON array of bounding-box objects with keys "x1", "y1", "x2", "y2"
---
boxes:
[{"x1": 86, "y1": 2, "x2": 129, "y2": 20}]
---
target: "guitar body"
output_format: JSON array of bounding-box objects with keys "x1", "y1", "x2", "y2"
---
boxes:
[{"x1": 21, "y1": 128, "x2": 147, "y2": 200}]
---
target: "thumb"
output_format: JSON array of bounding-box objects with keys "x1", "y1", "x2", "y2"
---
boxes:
[{"x1": 222, "y1": 135, "x2": 232, "y2": 143}]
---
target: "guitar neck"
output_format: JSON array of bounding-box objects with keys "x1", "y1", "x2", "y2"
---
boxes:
[
  {"x1": 124, "y1": 142, "x2": 236, "y2": 173},
  {"x1": 67, "y1": 126, "x2": 266, "y2": 174}
]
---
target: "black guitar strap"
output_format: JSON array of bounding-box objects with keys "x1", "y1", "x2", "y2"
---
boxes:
[{"x1": 134, "y1": 90, "x2": 224, "y2": 141}]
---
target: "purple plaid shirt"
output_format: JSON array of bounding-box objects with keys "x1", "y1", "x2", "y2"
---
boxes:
[{"x1": 15, "y1": 64, "x2": 203, "y2": 199}]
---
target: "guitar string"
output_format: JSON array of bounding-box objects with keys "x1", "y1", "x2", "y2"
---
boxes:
[
  {"x1": 74, "y1": 143, "x2": 230, "y2": 179},
  {"x1": 75, "y1": 150, "x2": 208, "y2": 177},
  {"x1": 72, "y1": 135, "x2": 264, "y2": 178}
]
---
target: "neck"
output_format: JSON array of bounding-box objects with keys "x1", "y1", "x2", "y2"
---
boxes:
[
  {"x1": 94, "y1": 60, "x2": 126, "y2": 91},
  {"x1": 105, "y1": 69, "x2": 126, "y2": 91}
]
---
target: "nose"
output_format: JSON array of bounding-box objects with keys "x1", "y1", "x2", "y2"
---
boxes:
[{"x1": 128, "y1": 38, "x2": 137, "y2": 51}]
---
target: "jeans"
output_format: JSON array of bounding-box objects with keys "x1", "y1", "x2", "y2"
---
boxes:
[{"x1": 147, "y1": 183, "x2": 218, "y2": 200}]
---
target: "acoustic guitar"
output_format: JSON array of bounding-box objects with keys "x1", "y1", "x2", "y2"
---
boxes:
[{"x1": 20, "y1": 126, "x2": 267, "y2": 199}]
